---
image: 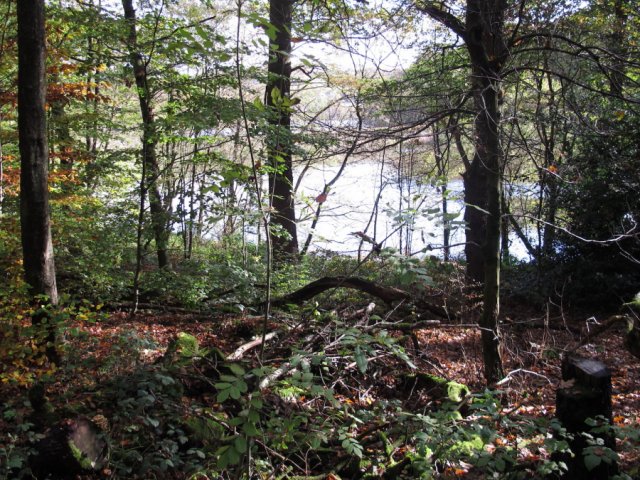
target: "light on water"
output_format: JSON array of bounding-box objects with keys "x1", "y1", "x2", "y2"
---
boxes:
[{"x1": 296, "y1": 160, "x2": 532, "y2": 260}]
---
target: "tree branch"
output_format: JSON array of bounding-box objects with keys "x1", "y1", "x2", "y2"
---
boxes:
[{"x1": 416, "y1": 2, "x2": 466, "y2": 41}]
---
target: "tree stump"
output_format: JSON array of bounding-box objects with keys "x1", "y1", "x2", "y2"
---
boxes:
[
  {"x1": 555, "y1": 355, "x2": 617, "y2": 479},
  {"x1": 29, "y1": 417, "x2": 108, "y2": 479}
]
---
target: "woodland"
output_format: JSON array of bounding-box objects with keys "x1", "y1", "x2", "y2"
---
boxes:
[{"x1": 1, "y1": 0, "x2": 640, "y2": 478}]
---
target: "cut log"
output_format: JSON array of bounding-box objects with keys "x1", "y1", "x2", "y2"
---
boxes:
[{"x1": 555, "y1": 355, "x2": 617, "y2": 479}]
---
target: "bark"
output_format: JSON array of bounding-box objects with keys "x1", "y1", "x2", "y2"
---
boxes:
[
  {"x1": 228, "y1": 332, "x2": 278, "y2": 360},
  {"x1": 18, "y1": 0, "x2": 59, "y2": 361},
  {"x1": 50, "y1": 94, "x2": 73, "y2": 170},
  {"x1": 450, "y1": 115, "x2": 485, "y2": 281},
  {"x1": 466, "y1": 0, "x2": 506, "y2": 384},
  {"x1": 266, "y1": 0, "x2": 298, "y2": 259},
  {"x1": 122, "y1": 0, "x2": 170, "y2": 269},
  {"x1": 462, "y1": 160, "x2": 487, "y2": 283},
  {"x1": 421, "y1": 0, "x2": 507, "y2": 384},
  {"x1": 535, "y1": 68, "x2": 559, "y2": 259}
]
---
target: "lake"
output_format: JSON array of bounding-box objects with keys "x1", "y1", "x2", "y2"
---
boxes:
[{"x1": 295, "y1": 160, "x2": 532, "y2": 260}]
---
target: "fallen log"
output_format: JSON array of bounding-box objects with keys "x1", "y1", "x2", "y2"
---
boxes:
[
  {"x1": 400, "y1": 372, "x2": 470, "y2": 403},
  {"x1": 272, "y1": 276, "x2": 410, "y2": 307},
  {"x1": 271, "y1": 276, "x2": 453, "y2": 320}
]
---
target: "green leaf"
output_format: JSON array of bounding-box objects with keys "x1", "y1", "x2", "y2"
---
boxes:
[
  {"x1": 584, "y1": 453, "x2": 602, "y2": 471},
  {"x1": 228, "y1": 363, "x2": 246, "y2": 376},
  {"x1": 243, "y1": 421, "x2": 259, "y2": 436},
  {"x1": 227, "y1": 445, "x2": 241, "y2": 465},
  {"x1": 7, "y1": 455, "x2": 25, "y2": 469},
  {"x1": 237, "y1": 380, "x2": 248, "y2": 393},
  {"x1": 217, "y1": 389, "x2": 230, "y2": 403},
  {"x1": 216, "y1": 445, "x2": 230, "y2": 469},
  {"x1": 229, "y1": 387, "x2": 241, "y2": 400},
  {"x1": 270, "y1": 86, "x2": 281, "y2": 103},
  {"x1": 146, "y1": 417, "x2": 160, "y2": 428},
  {"x1": 248, "y1": 409, "x2": 260, "y2": 423},
  {"x1": 354, "y1": 345, "x2": 368, "y2": 374},
  {"x1": 234, "y1": 435, "x2": 247, "y2": 454},
  {"x1": 252, "y1": 97, "x2": 264, "y2": 111}
]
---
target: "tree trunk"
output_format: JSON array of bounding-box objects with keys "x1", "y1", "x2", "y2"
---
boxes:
[
  {"x1": 266, "y1": 0, "x2": 298, "y2": 259},
  {"x1": 420, "y1": 0, "x2": 507, "y2": 384},
  {"x1": 17, "y1": 0, "x2": 59, "y2": 362},
  {"x1": 432, "y1": 123, "x2": 451, "y2": 260},
  {"x1": 462, "y1": 159, "x2": 487, "y2": 283},
  {"x1": 122, "y1": 0, "x2": 170, "y2": 269},
  {"x1": 608, "y1": 0, "x2": 628, "y2": 97},
  {"x1": 500, "y1": 191, "x2": 510, "y2": 262},
  {"x1": 466, "y1": 0, "x2": 506, "y2": 384},
  {"x1": 450, "y1": 114, "x2": 485, "y2": 281}
]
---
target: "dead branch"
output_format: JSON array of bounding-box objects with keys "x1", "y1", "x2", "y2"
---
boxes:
[
  {"x1": 259, "y1": 362, "x2": 295, "y2": 390},
  {"x1": 228, "y1": 332, "x2": 278, "y2": 360}
]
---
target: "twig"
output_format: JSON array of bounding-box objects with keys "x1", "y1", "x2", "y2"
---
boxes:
[{"x1": 495, "y1": 368, "x2": 552, "y2": 386}]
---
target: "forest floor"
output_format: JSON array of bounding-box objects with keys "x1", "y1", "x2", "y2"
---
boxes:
[{"x1": 1, "y1": 303, "x2": 639, "y2": 478}]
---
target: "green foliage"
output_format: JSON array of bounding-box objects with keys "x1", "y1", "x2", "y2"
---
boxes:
[
  {"x1": 103, "y1": 365, "x2": 199, "y2": 477},
  {"x1": 380, "y1": 248, "x2": 435, "y2": 288},
  {"x1": 53, "y1": 197, "x2": 136, "y2": 303},
  {"x1": 545, "y1": 112, "x2": 640, "y2": 307},
  {"x1": 0, "y1": 411, "x2": 39, "y2": 480}
]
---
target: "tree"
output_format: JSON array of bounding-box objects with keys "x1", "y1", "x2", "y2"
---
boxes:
[
  {"x1": 265, "y1": 0, "x2": 298, "y2": 258},
  {"x1": 418, "y1": 0, "x2": 507, "y2": 383},
  {"x1": 122, "y1": 0, "x2": 171, "y2": 269},
  {"x1": 17, "y1": 0, "x2": 59, "y2": 362}
]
